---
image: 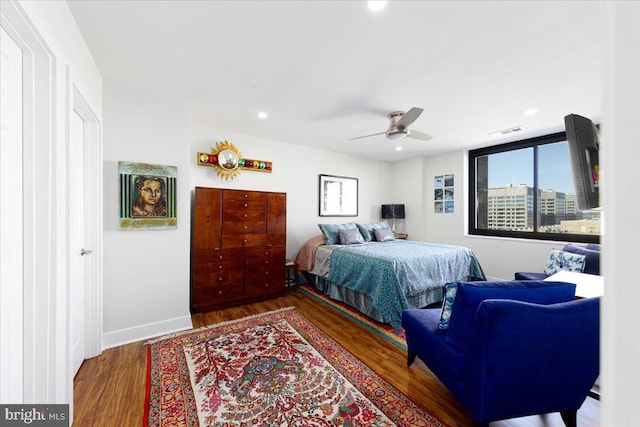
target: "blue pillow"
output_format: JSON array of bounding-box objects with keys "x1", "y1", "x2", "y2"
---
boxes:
[
  {"x1": 586, "y1": 243, "x2": 601, "y2": 251},
  {"x1": 339, "y1": 227, "x2": 365, "y2": 245},
  {"x1": 373, "y1": 227, "x2": 395, "y2": 242},
  {"x1": 438, "y1": 283, "x2": 458, "y2": 329},
  {"x1": 544, "y1": 248, "x2": 586, "y2": 275},
  {"x1": 562, "y1": 243, "x2": 600, "y2": 275},
  {"x1": 356, "y1": 221, "x2": 390, "y2": 242},
  {"x1": 446, "y1": 280, "x2": 576, "y2": 348},
  {"x1": 318, "y1": 223, "x2": 357, "y2": 245}
]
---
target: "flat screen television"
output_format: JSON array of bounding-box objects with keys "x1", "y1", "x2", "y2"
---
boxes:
[{"x1": 564, "y1": 113, "x2": 600, "y2": 210}]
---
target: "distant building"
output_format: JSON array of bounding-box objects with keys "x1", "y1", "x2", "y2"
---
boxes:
[
  {"x1": 487, "y1": 186, "x2": 587, "y2": 233},
  {"x1": 487, "y1": 184, "x2": 533, "y2": 231}
]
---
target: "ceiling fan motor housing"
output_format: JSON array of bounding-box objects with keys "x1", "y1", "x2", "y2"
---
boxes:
[{"x1": 386, "y1": 111, "x2": 409, "y2": 140}]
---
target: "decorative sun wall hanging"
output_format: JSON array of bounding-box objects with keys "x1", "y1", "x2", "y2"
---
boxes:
[{"x1": 196, "y1": 140, "x2": 272, "y2": 180}]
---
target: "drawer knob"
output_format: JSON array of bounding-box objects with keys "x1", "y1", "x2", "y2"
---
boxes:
[
  {"x1": 244, "y1": 203, "x2": 248, "y2": 207},
  {"x1": 244, "y1": 225, "x2": 248, "y2": 229},
  {"x1": 265, "y1": 284, "x2": 269, "y2": 288},
  {"x1": 244, "y1": 194, "x2": 248, "y2": 198},
  {"x1": 219, "y1": 277, "x2": 223, "y2": 281},
  {"x1": 218, "y1": 290, "x2": 223, "y2": 295},
  {"x1": 219, "y1": 265, "x2": 223, "y2": 269},
  {"x1": 265, "y1": 260, "x2": 269, "y2": 264}
]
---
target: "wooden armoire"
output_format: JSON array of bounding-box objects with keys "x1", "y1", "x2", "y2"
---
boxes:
[{"x1": 191, "y1": 187, "x2": 287, "y2": 313}]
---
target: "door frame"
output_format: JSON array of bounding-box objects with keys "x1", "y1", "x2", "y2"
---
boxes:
[{"x1": 71, "y1": 85, "x2": 103, "y2": 361}]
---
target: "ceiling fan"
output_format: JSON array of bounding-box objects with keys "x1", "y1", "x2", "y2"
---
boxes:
[{"x1": 348, "y1": 107, "x2": 433, "y2": 142}]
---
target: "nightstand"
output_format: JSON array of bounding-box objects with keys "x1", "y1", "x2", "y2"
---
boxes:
[{"x1": 285, "y1": 259, "x2": 300, "y2": 289}]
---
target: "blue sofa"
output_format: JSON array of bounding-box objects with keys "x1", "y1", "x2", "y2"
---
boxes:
[
  {"x1": 402, "y1": 280, "x2": 600, "y2": 427},
  {"x1": 515, "y1": 243, "x2": 600, "y2": 280}
]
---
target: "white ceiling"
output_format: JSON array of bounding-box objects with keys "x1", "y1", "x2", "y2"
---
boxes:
[{"x1": 68, "y1": 0, "x2": 605, "y2": 161}]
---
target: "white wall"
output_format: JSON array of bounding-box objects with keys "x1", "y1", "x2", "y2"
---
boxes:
[
  {"x1": 390, "y1": 157, "x2": 426, "y2": 239},
  {"x1": 601, "y1": 2, "x2": 640, "y2": 425},
  {"x1": 190, "y1": 122, "x2": 394, "y2": 259},
  {"x1": 2, "y1": 0, "x2": 102, "y2": 414},
  {"x1": 102, "y1": 82, "x2": 192, "y2": 347}
]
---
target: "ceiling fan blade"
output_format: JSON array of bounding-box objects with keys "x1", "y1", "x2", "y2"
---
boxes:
[
  {"x1": 348, "y1": 131, "x2": 386, "y2": 141},
  {"x1": 397, "y1": 107, "x2": 424, "y2": 128},
  {"x1": 407, "y1": 130, "x2": 433, "y2": 141}
]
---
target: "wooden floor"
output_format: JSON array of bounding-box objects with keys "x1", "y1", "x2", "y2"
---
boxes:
[{"x1": 73, "y1": 289, "x2": 599, "y2": 426}]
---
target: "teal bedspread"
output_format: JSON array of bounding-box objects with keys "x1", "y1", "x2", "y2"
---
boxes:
[{"x1": 327, "y1": 240, "x2": 485, "y2": 328}]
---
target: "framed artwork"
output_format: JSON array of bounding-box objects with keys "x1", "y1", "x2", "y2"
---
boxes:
[
  {"x1": 319, "y1": 174, "x2": 358, "y2": 217},
  {"x1": 119, "y1": 161, "x2": 177, "y2": 230},
  {"x1": 434, "y1": 174, "x2": 454, "y2": 214}
]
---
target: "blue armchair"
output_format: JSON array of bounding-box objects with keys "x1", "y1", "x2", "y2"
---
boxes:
[
  {"x1": 515, "y1": 243, "x2": 600, "y2": 280},
  {"x1": 402, "y1": 280, "x2": 600, "y2": 427}
]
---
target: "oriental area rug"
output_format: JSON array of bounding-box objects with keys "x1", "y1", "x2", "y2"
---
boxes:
[
  {"x1": 299, "y1": 284, "x2": 407, "y2": 350},
  {"x1": 144, "y1": 307, "x2": 443, "y2": 427}
]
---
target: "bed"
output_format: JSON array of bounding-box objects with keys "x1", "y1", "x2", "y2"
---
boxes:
[{"x1": 295, "y1": 235, "x2": 486, "y2": 328}]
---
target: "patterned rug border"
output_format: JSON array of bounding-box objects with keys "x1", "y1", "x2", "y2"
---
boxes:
[
  {"x1": 143, "y1": 306, "x2": 296, "y2": 345},
  {"x1": 144, "y1": 307, "x2": 445, "y2": 427},
  {"x1": 298, "y1": 284, "x2": 407, "y2": 350}
]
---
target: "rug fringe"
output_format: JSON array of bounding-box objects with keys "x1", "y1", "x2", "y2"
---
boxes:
[{"x1": 144, "y1": 306, "x2": 296, "y2": 344}]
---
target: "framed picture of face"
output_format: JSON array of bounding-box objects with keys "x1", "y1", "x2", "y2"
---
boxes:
[{"x1": 118, "y1": 161, "x2": 177, "y2": 230}]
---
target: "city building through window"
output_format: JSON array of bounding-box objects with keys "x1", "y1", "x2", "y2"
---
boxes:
[{"x1": 469, "y1": 132, "x2": 600, "y2": 244}]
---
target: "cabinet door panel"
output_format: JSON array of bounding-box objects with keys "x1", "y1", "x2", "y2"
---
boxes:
[
  {"x1": 193, "y1": 188, "x2": 221, "y2": 250},
  {"x1": 267, "y1": 193, "x2": 287, "y2": 247}
]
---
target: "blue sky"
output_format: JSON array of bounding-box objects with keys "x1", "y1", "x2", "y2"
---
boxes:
[{"x1": 488, "y1": 142, "x2": 576, "y2": 194}]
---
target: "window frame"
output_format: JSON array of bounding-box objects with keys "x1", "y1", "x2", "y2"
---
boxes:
[{"x1": 468, "y1": 132, "x2": 600, "y2": 244}]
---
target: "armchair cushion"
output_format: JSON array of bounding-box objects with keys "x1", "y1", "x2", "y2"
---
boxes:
[{"x1": 446, "y1": 280, "x2": 576, "y2": 348}]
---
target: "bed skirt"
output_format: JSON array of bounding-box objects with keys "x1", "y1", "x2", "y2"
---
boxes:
[{"x1": 301, "y1": 272, "x2": 444, "y2": 325}]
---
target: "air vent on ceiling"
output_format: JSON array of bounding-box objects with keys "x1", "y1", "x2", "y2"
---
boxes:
[{"x1": 488, "y1": 126, "x2": 523, "y2": 137}]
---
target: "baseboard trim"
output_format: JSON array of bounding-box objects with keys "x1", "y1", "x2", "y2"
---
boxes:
[{"x1": 102, "y1": 315, "x2": 193, "y2": 349}]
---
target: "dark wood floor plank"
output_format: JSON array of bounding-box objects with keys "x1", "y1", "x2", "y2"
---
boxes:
[{"x1": 73, "y1": 289, "x2": 598, "y2": 426}]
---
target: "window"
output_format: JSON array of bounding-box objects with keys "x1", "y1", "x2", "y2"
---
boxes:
[{"x1": 469, "y1": 132, "x2": 600, "y2": 243}]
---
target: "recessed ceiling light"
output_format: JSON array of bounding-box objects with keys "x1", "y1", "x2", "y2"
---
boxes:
[
  {"x1": 524, "y1": 108, "x2": 537, "y2": 116},
  {"x1": 257, "y1": 111, "x2": 268, "y2": 120},
  {"x1": 395, "y1": 146, "x2": 403, "y2": 151},
  {"x1": 367, "y1": 1, "x2": 387, "y2": 12}
]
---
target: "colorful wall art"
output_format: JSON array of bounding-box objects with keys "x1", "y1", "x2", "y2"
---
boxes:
[{"x1": 119, "y1": 161, "x2": 177, "y2": 230}]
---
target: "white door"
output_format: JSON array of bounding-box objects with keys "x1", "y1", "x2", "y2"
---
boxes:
[
  {"x1": 0, "y1": 24, "x2": 25, "y2": 403},
  {"x1": 70, "y1": 109, "x2": 86, "y2": 376}
]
